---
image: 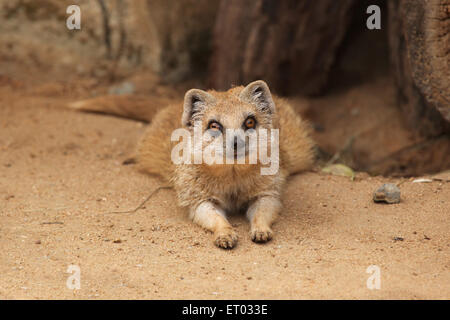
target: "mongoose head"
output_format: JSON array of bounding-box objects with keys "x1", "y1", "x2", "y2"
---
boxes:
[{"x1": 181, "y1": 80, "x2": 277, "y2": 167}]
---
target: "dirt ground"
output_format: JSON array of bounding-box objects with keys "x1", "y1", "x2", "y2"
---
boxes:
[{"x1": 0, "y1": 76, "x2": 449, "y2": 300}]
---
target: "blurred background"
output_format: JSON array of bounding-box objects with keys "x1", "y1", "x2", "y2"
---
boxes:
[{"x1": 0, "y1": 0, "x2": 448, "y2": 176}]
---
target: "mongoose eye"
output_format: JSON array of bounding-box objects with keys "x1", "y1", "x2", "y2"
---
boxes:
[
  {"x1": 244, "y1": 117, "x2": 256, "y2": 130},
  {"x1": 208, "y1": 121, "x2": 222, "y2": 132}
]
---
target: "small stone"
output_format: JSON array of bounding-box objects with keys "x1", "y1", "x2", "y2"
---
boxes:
[{"x1": 373, "y1": 183, "x2": 400, "y2": 204}]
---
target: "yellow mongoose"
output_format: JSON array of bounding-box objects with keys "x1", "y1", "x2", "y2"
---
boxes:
[{"x1": 136, "y1": 80, "x2": 315, "y2": 248}]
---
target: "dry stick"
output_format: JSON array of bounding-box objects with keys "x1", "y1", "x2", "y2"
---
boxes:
[
  {"x1": 107, "y1": 186, "x2": 172, "y2": 214},
  {"x1": 326, "y1": 135, "x2": 355, "y2": 166},
  {"x1": 395, "y1": 180, "x2": 408, "y2": 187}
]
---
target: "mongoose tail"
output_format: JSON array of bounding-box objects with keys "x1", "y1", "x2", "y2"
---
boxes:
[{"x1": 67, "y1": 95, "x2": 174, "y2": 123}]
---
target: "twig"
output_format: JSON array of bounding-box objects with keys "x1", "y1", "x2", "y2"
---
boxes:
[
  {"x1": 106, "y1": 186, "x2": 172, "y2": 214},
  {"x1": 326, "y1": 135, "x2": 355, "y2": 165},
  {"x1": 395, "y1": 180, "x2": 407, "y2": 187}
]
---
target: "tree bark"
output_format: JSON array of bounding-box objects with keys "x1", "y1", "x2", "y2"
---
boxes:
[
  {"x1": 388, "y1": 0, "x2": 450, "y2": 137},
  {"x1": 208, "y1": 0, "x2": 356, "y2": 95},
  {"x1": 131, "y1": 0, "x2": 220, "y2": 82}
]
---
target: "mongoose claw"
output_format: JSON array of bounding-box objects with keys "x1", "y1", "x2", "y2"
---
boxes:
[
  {"x1": 250, "y1": 228, "x2": 273, "y2": 243},
  {"x1": 214, "y1": 230, "x2": 238, "y2": 249}
]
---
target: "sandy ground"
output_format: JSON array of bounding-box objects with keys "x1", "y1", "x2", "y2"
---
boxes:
[{"x1": 0, "y1": 82, "x2": 449, "y2": 300}]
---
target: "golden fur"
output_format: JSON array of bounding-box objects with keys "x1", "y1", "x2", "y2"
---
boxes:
[{"x1": 136, "y1": 80, "x2": 315, "y2": 248}]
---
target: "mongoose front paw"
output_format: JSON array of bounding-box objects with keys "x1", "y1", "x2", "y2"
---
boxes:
[
  {"x1": 214, "y1": 229, "x2": 238, "y2": 249},
  {"x1": 250, "y1": 228, "x2": 273, "y2": 243}
]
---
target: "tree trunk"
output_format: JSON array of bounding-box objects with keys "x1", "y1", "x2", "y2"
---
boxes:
[
  {"x1": 208, "y1": 0, "x2": 356, "y2": 95},
  {"x1": 131, "y1": 0, "x2": 220, "y2": 82},
  {"x1": 388, "y1": 0, "x2": 450, "y2": 137}
]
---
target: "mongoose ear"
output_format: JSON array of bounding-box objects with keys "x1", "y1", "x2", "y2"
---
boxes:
[
  {"x1": 239, "y1": 80, "x2": 275, "y2": 114},
  {"x1": 182, "y1": 89, "x2": 215, "y2": 127}
]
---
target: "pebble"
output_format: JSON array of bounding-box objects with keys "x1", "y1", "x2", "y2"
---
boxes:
[{"x1": 373, "y1": 183, "x2": 401, "y2": 204}]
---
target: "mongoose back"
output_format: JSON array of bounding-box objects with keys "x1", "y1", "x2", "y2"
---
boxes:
[{"x1": 137, "y1": 80, "x2": 314, "y2": 248}]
